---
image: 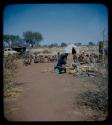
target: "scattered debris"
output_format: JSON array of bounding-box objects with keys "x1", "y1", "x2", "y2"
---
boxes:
[
  {"x1": 68, "y1": 60, "x2": 108, "y2": 79},
  {"x1": 73, "y1": 72, "x2": 82, "y2": 77}
]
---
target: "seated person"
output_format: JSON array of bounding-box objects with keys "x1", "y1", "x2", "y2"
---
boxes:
[{"x1": 54, "y1": 53, "x2": 68, "y2": 74}]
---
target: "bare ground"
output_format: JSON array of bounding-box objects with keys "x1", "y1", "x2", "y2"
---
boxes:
[{"x1": 4, "y1": 58, "x2": 99, "y2": 121}]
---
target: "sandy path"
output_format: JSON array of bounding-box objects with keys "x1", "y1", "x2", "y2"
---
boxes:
[{"x1": 4, "y1": 59, "x2": 97, "y2": 121}]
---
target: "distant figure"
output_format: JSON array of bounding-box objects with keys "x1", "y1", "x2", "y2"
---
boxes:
[
  {"x1": 72, "y1": 47, "x2": 78, "y2": 63},
  {"x1": 104, "y1": 47, "x2": 108, "y2": 57},
  {"x1": 54, "y1": 53, "x2": 68, "y2": 74},
  {"x1": 99, "y1": 41, "x2": 104, "y2": 61},
  {"x1": 57, "y1": 52, "x2": 60, "y2": 61},
  {"x1": 104, "y1": 47, "x2": 108, "y2": 64},
  {"x1": 72, "y1": 47, "x2": 76, "y2": 54}
]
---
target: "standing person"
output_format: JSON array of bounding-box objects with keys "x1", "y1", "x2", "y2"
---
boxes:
[
  {"x1": 54, "y1": 53, "x2": 68, "y2": 74},
  {"x1": 72, "y1": 47, "x2": 78, "y2": 63},
  {"x1": 99, "y1": 41, "x2": 104, "y2": 61},
  {"x1": 57, "y1": 52, "x2": 60, "y2": 61}
]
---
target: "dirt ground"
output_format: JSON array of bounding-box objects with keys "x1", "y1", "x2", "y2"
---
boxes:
[{"x1": 4, "y1": 56, "x2": 100, "y2": 121}]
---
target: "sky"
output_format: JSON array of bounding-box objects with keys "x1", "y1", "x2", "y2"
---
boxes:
[{"x1": 3, "y1": 4, "x2": 108, "y2": 45}]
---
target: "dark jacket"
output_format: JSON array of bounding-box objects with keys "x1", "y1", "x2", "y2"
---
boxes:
[{"x1": 57, "y1": 53, "x2": 68, "y2": 67}]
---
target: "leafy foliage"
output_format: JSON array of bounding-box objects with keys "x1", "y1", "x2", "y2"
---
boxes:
[{"x1": 23, "y1": 31, "x2": 43, "y2": 47}]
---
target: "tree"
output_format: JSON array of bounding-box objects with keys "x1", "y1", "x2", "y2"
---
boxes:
[
  {"x1": 3, "y1": 35, "x2": 10, "y2": 47},
  {"x1": 23, "y1": 31, "x2": 43, "y2": 47},
  {"x1": 3, "y1": 34, "x2": 21, "y2": 47},
  {"x1": 61, "y1": 42, "x2": 67, "y2": 47},
  {"x1": 88, "y1": 41, "x2": 94, "y2": 46},
  {"x1": 3, "y1": 34, "x2": 10, "y2": 42},
  {"x1": 10, "y1": 35, "x2": 21, "y2": 47},
  {"x1": 10, "y1": 35, "x2": 20, "y2": 43}
]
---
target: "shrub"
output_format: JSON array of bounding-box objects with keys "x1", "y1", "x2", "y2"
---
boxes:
[
  {"x1": 3, "y1": 55, "x2": 17, "y2": 97},
  {"x1": 79, "y1": 89, "x2": 108, "y2": 112}
]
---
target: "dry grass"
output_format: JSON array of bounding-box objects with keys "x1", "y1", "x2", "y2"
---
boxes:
[
  {"x1": 3, "y1": 55, "x2": 19, "y2": 97},
  {"x1": 76, "y1": 74, "x2": 108, "y2": 120}
]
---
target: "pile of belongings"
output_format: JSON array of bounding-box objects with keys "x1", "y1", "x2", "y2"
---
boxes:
[
  {"x1": 68, "y1": 62, "x2": 103, "y2": 77},
  {"x1": 68, "y1": 63, "x2": 83, "y2": 76}
]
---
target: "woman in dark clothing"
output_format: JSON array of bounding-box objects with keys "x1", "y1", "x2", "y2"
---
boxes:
[
  {"x1": 54, "y1": 53, "x2": 68, "y2": 74},
  {"x1": 72, "y1": 47, "x2": 78, "y2": 62},
  {"x1": 72, "y1": 47, "x2": 76, "y2": 54}
]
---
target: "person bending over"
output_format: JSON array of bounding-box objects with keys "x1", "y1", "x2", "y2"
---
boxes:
[{"x1": 54, "y1": 53, "x2": 68, "y2": 74}]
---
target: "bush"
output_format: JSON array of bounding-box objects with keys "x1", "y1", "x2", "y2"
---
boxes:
[
  {"x1": 77, "y1": 76, "x2": 108, "y2": 120},
  {"x1": 79, "y1": 89, "x2": 108, "y2": 112},
  {"x1": 4, "y1": 55, "x2": 17, "y2": 97}
]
